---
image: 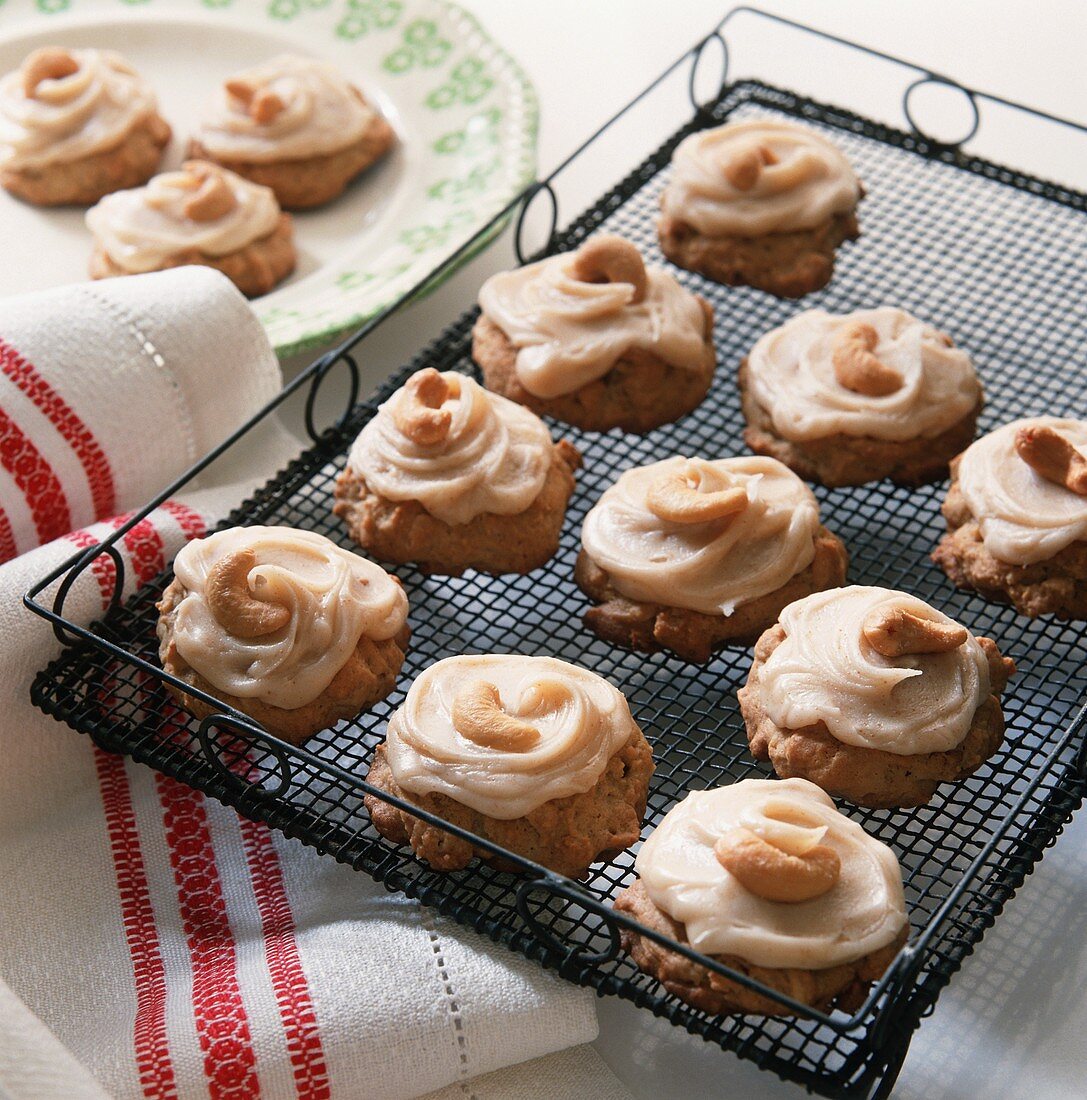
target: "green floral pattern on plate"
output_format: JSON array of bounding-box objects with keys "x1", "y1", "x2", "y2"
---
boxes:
[{"x1": 3, "y1": 0, "x2": 538, "y2": 356}]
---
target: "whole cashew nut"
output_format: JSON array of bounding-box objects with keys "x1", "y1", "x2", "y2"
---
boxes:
[
  {"x1": 225, "y1": 79, "x2": 287, "y2": 125},
  {"x1": 451, "y1": 681, "x2": 541, "y2": 752},
  {"x1": 645, "y1": 467, "x2": 748, "y2": 525},
  {"x1": 831, "y1": 322, "x2": 903, "y2": 398},
  {"x1": 724, "y1": 143, "x2": 778, "y2": 191},
  {"x1": 1015, "y1": 424, "x2": 1087, "y2": 496},
  {"x1": 22, "y1": 48, "x2": 80, "y2": 98},
  {"x1": 862, "y1": 606, "x2": 968, "y2": 657},
  {"x1": 204, "y1": 548, "x2": 290, "y2": 639},
  {"x1": 570, "y1": 235, "x2": 648, "y2": 304},
  {"x1": 392, "y1": 368, "x2": 459, "y2": 446},
  {"x1": 180, "y1": 163, "x2": 237, "y2": 223},
  {"x1": 714, "y1": 826, "x2": 841, "y2": 903}
]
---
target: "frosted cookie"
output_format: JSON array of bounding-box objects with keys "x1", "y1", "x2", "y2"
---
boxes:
[
  {"x1": 575, "y1": 455, "x2": 848, "y2": 662},
  {"x1": 157, "y1": 526, "x2": 410, "y2": 744},
  {"x1": 738, "y1": 586, "x2": 1015, "y2": 808},
  {"x1": 740, "y1": 307, "x2": 982, "y2": 487},
  {"x1": 473, "y1": 235, "x2": 716, "y2": 433},
  {"x1": 365, "y1": 654, "x2": 653, "y2": 876},
  {"x1": 615, "y1": 778, "x2": 908, "y2": 1016},
  {"x1": 658, "y1": 119, "x2": 862, "y2": 298},
  {"x1": 0, "y1": 47, "x2": 170, "y2": 206},
  {"x1": 933, "y1": 417, "x2": 1087, "y2": 619},
  {"x1": 189, "y1": 55, "x2": 395, "y2": 209},
  {"x1": 334, "y1": 369, "x2": 581, "y2": 576},
  {"x1": 87, "y1": 160, "x2": 295, "y2": 297}
]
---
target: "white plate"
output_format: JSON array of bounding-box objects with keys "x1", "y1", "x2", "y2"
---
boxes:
[{"x1": 0, "y1": 0, "x2": 537, "y2": 355}]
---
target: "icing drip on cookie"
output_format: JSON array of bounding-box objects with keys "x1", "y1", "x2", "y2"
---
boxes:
[
  {"x1": 580, "y1": 456, "x2": 820, "y2": 615},
  {"x1": 0, "y1": 48, "x2": 160, "y2": 170},
  {"x1": 170, "y1": 526, "x2": 407, "y2": 710},
  {"x1": 661, "y1": 119, "x2": 860, "y2": 237},
  {"x1": 636, "y1": 778, "x2": 906, "y2": 969},
  {"x1": 194, "y1": 55, "x2": 376, "y2": 163},
  {"x1": 347, "y1": 370, "x2": 554, "y2": 525},
  {"x1": 957, "y1": 417, "x2": 1087, "y2": 565},
  {"x1": 478, "y1": 237, "x2": 709, "y2": 399},
  {"x1": 745, "y1": 308, "x2": 980, "y2": 442},
  {"x1": 757, "y1": 586, "x2": 990, "y2": 755},
  {"x1": 85, "y1": 161, "x2": 281, "y2": 272},
  {"x1": 384, "y1": 654, "x2": 638, "y2": 819}
]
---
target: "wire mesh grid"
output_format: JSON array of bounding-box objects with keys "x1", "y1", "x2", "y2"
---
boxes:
[{"x1": 30, "y1": 81, "x2": 1087, "y2": 1099}]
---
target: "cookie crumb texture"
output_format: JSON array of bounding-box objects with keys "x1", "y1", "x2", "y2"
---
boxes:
[
  {"x1": 364, "y1": 729, "x2": 653, "y2": 878},
  {"x1": 334, "y1": 439, "x2": 581, "y2": 576},
  {"x1": 658, "y1": 209, "x2": 859, "y2": 299},
  {"x1": 472, "y1": 300, "x2": 717, "y2": 434},
  {"x1": 575, "y1": 526, "x2": 848, "y2": 663},
  {"x1": 739, "y1": 624, "x2": 1015, "y2": 808},
  {"x1": 615, "y1": 880, "x2": 907, "y2": 1016},
  {"x1": 933, "y1": 471, "x2": 1087, "y2": 619}
]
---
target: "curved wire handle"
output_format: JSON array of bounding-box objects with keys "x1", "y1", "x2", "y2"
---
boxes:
[{"x1": 515, "y1": 877, "x2": 622, "y2": 967}]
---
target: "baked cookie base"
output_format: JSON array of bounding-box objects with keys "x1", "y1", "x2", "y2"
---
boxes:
[
  {"x1": 189, "y1": 109, "x2": 395, "y2": 210},
  {"x1": 932, "y1": 464, "x2": 1087, "y2": 620},
  {"x1": 574, "y1": 525, "x2": 848, "y2": 664},
  {"x1": 739, "y1": 623, "x2": 1015, "y2": 808},
  {"x1": 2, "y1": 112, "x2": 171, "y2": 206},
  {"x1": 156, "y1": 578, "x2": 409, "y2": 745},
  {"x1": 333, "y1": 438, "x2": 581, "y2": 576},
  {"x1": 90, "y1": 212, "x2": 296, "y2": 298},
  {"x1": 471, "y1": 298, "x2": 717, "y2": 434},
  {"x1": 615, "y1": 880, "x2": 908, "y2": 1016},
  {"x1": 364, "y1": 729, "x2": 654, "y2": 878},
  {"x1": 738, "y1": 358, "x2": 982, "y2": 488},
  {"x1": 657, "y1": 208, "x2": 860, "y2": 299}
]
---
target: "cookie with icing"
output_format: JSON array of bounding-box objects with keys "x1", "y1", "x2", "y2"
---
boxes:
[
  {"x1": 615, "y1": 777, "x2": 909, "y2": 1015},
  {"x1": 658, "y1": 119, "x2": 862, "y2": 298},
  {"x1": 157, "y1": 525, "x2": 410, "y2": 744},
  {"x1": 365, "y1": 654, "x2": 653, "y2": 876},
  {"x1": 575, "y1": 455, "x2": 848, "y2": 662},
  {"x1": 0, "y1": 47, "x2": 170, "y2": 206},
  {"x1": 87, "y1": 160, "x2": 295, "y2": 297},
  {"x1": 740, "y1": 307, "x2": 983, "y2": 487},
  {"x1": 473, "y1": 235, "x2": 717, "y2": 433},
  {"x1": 189, "y1": 55, "x2": 395, "y2": 209},
  {"x1": 933, "y1": 417, "x2": 1087, "y2": 619},
  {"x1": 334, "y1": 368, "x2": 581, "y2": 576},
  {"x1": 738, "y1": 586, "x2": 1015, "y2": 807}
]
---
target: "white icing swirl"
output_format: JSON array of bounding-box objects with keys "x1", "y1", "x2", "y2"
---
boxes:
[
  {"x1": 194, "y1": 54, "x2": 376, "y2": 163},
  {"x1": 384, "y1": 654, "x2": 640, "y2": 819},
  {"x1": 580, "y1": 456, "x2": 821, "y2": 615},
  {"x1": 86, "y1": 162, "x2": 281, "y2": 272},
  {"x1": 477, "y1": 251, "x2": 708, "y2": 399},
  {"x1": 636, "y1": 778, "x2": 907, "y2": 970},
  {"x1": 661, "y1": 119, "x2": 860, "y2": 237},
  {"x1": 957, "y1": 417, "x2": 1087, "y2": 565},
  {"x1": 347, "y1": 372, "x2": 554, "y2": 525},
  {"x1": 746, "y1": 308, "x2": 980, "y2": 442},
  {"x1": 757, "y1": 586, "x2": 990, "y2": 755},
  {"x1": 171, "y1": 526, "x2": 408, "y2": 710},
  {"x1": 0, "y1": 48, "x2": 160, "y2": 170}
]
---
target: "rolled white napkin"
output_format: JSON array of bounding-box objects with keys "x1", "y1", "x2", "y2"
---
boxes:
[
  {"x1": 0, "y1": 271, "x2": 606, "y2": 1099},
  {"x1": 0, "y1": 268, "x2": 281, "y2": 562}
]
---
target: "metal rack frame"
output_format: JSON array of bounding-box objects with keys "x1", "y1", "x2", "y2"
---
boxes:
[{"x1": 25, "y1": 9, "x2": 1087, "y2": 1098}]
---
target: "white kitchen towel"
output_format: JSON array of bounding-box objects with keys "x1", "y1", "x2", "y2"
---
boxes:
[
  {"x1": 0, "y1": 267, "x2": 281, "y2": 562},
  {"x1": 0, "y1": 272, "x2": 608, "y2": 1099}
]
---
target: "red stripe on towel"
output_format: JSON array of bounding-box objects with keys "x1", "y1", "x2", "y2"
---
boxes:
[
  {"x1": 156, "y1": 775, "x2": 261, "y2": 1099},
  {"x1": 0, "y1": 337, "x2": 116, "y2": 521},
  {"x1": 239, "y1": 819, "x2": 331, "y2": 1100},
  {"x1": 0, "y1": 505, "x2": 17, "y2": 563},
  {"x1": 0, "y1": 405, "x2": 70, "y2": 549}
]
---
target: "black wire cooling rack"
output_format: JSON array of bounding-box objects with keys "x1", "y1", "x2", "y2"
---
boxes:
[{"x1": 25, "y1": 9, "x2": 1087, "y2": 1099}]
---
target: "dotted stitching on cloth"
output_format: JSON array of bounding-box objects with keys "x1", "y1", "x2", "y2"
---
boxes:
[{"x1": 421, "y1": 913, "x2": 478, "y2": 1098}]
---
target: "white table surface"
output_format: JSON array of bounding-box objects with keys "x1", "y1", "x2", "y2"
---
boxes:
[{"x1": 281, "y1": 3, "x2": 1087, "y2": 1097}]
